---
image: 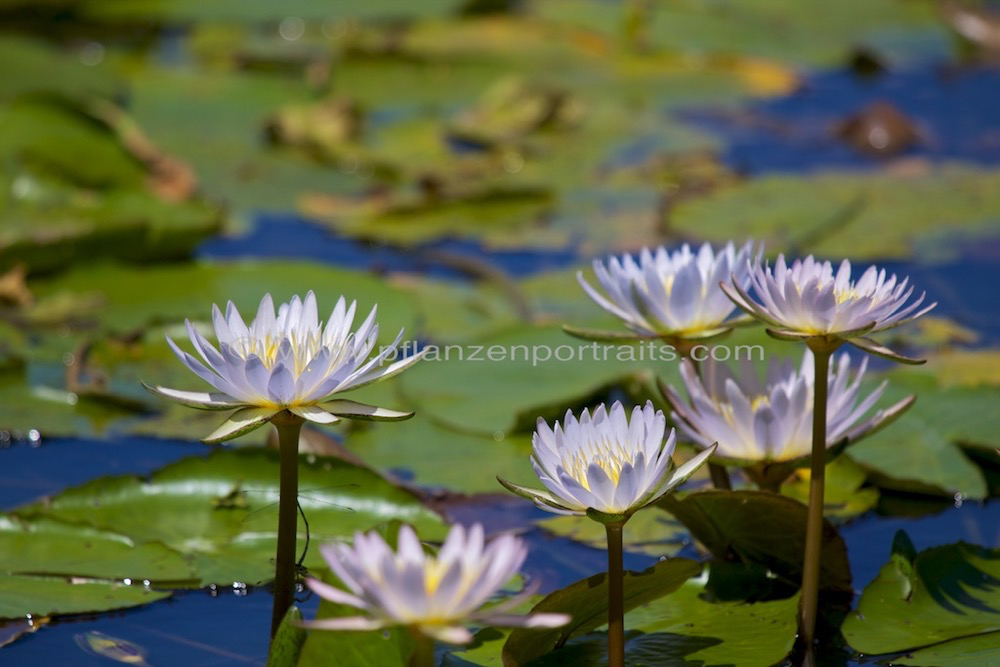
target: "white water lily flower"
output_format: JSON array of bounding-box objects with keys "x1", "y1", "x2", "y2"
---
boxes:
[
  {"x1": 664, "y1": 351, "x2": 913, "y2": 477},
  {"x1": 500, "y1": 401, "x2": 715, "y2": 520},
  {"x1": 302, "y1": 523, "x2": 569, "y2": 644},
  {"x1": 574, "y1": 241, "x2": 757, "y2": 340},
  {"x1": 144, "y1": 291, "x2": 423, "y2": 443},
  {"x1": 722, "y1": 255, "x2": 936, "y2": 362}
]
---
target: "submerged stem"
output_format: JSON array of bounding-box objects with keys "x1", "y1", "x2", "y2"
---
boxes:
[
  {"x1": 408, "y1": 631, "x2": 435, "y2": 667},
  {"x1": 799, "y1": 344, "x2": 834, "y2": 650},
  {"x1": 270, "y1": 413, "x2": 304, "y2": 640},
  {"x1": 606, "y1": 522, "x2": 626, "y2": 667}
]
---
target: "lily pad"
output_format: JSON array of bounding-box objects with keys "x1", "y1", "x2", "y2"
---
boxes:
[
  {"x1": 342, "y1": 415, "x2": 536, "y2": 494},
  {"x1": 298, "y1": 598, "x2": 412, "y2": 667},
  {"x1": 529, "y1": 0, "x2": 943, "y2": 66},
  {"x1": 0, "y1": 515, "x2": 195, "y2": 584},
  {"x1": 536, "y1": 510, "x2": 689, "y2": 558},
  {"x1": 0, "y1": 574, "x2": 171, "y2": 620},
  {"x1": 0, "y1": 35, "x2": 117, "y2": 102},
  {"x1": 398, "y1": 324, "x2": 680, "y2": 435},
  {"x1": 669, "y1": 166, "x2": 1000, "y2": 260},
  {"x1": 842, "y1": 531, "x2": 1000, "y2": 657},
  {"x1": 31, "y1": 259, "x2": 418, "y2": 336},
  {"x1": 894, "y1": 631, "x2": 1000, "y2": 667},
  {"x1": 658, "y1": 489, "x2": 852, "y2": 593},
  {"x1": 502, "y1": 557, "x2": 702, "y2": 665},
  {"x1": 17, "y1": 448, "x2": 447, "y2": 586},
  {"x1": 533, "y1": 571, "x2": 799, "y2": 667},
  {"x1": 848, "y1": 372, "x2": 995, "y2": 498},
  {"x1": 779, "y1": 456, "x2": 880, "y2": 523}
]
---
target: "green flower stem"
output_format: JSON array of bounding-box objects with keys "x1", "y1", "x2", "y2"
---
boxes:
[
  {"x1": 799, "y1": 343, "x2": 835, "y2": 650},
  {"x1": 270, "y1": 412, "x2": 305, "y2": 639},
  {"x1": 408, "y1": 631, "x2": 435, "y2": 667},
  {"x1": 606, "y1": 522, "x2": 626, "y2": 667},
  {"x1": 675, "y1": 339, "x2": 732, "y2": 491}
]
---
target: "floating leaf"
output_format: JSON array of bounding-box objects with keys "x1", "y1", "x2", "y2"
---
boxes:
[
  {"x1": 267, "y1": 606, "x2": 307, "y2": 667},
  {"x1": 670, "y1": 166, "x2": 1000, "y2": 260},
  {"x1": 532, "y1": 570, "x2": 798, "y2": 667},
  {"x1": 0, "y1": 515, "x2": 195, "y2": 584},
  {"x1": 343, "y1": 415, "x2": 535, "y2": 495},
  {"x1": 779, "y1": 456, "x2": 879, "y2": 523},
  {"x1": 894, "y1": 631, "x2": 1000, "y2": 667},
  {"x1": 502, "y1": 558, "x2": 701, "y2": 665},
  {"x1": 0, "y1": 574, "x2": 171, "y2": 620},
  {"x1": 849, "y1": 372, "x2": 995, "y2": 498},
  {"x1": 658, "y1": 489, "x2": 852, "y2": 593},
  {"x1": 398, "y1": 324, "x2": 679, "y2": 435},
  {"x1": 842, "y1": 532, "x2": 1000, "y2": 657},
  {"x1": 537, "y1": 510, "x2": 688, "y2": 558},
  {"x1": 298, "y1": 571, "x2": 413, "y2": 667},
  {"x1": 17, "y1": 448, "x2": 446, "y2": 586}
]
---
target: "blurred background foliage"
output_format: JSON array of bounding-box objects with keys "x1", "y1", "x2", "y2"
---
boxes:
[{"x1": 2, "y1": 0, "x2": 1000, "y2": 664}]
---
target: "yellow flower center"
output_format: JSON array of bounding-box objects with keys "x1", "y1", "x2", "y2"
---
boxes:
[
  {"x1": 231, "y1": 332, "x2": 324, "y2": 376},
  {"x1": 563, "y1": 447, "x2": 629, "y2": 489}
]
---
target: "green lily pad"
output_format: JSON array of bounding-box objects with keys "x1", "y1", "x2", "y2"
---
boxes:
[
  {"x1": 670, "y1": 166, "x2": 1000, "y2": 261},
  {"x1": 0, "y1": 515, "x2": 195, "y2": 584},
  {"x1": 894, "y1": 631, "x2": 1000, "y2": 667},
  {"x1": 268, "y1": 606, "x2": 307, "y2": 667},
  {"x1": 842, "y1": 531, "x2": 1000, "y2": 657},
  {"x1": 17, "y1": 448, "x2": 447, "y2": 586},
  {"x1": 31, "y1": 259, "x2": 418, "y2": 336},
  {"x1": 531, "y1": 0, "x2": 943, "y2": 66},
  {"x1": 502, "y1": 558, "x2": 702, "y2": 665},
  {"x1": 779, "y1": 456, "x2": 880, "y2": 523},
  {"x1": 0, "y1": 367, "x2": 132, "y2": 437},
  {"x1": 125, "y1": 66, "x2": 359, "y2": 213},
  {"x1": 0, "y1": 574, "x2": 171, "y2": 620},
  {"x1": 82, "y1": 0, "x2": 466, "y2": 23},
  {"x1": 0, "y1": 35, "x2": 117, "y2": 102},
  {"x1": 537, "y1": 510, "x2": 689, "y2": 558},
  {"x1": 658, "y1": 489, "x2": 852, "y2": 593},
  {"x1": 398, "y1": 324, "x2": 679, "y2": 435},
  {"x1": 298, "y1": 599, "x2": 413, "y2": 667},
  {"x1": 342, "y1": 415, "x2": 536, "y2": 494},
  {"x1": 532, "y1": 571, "x2": 798, "y2": 667},
  {"x1": 848, "y1": 371, "x2": 994, "y2": 499}
]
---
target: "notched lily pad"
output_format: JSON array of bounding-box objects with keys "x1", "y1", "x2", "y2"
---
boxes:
[
  {"x1": 17, "y1": 448, "x2": 446, "y2": 586},
  {"x1": 842, "y1": 531, "x2": 1000, "y2": 658}
]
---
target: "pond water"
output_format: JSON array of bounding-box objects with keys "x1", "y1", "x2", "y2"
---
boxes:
[{"x1": 684, "y1": 65, "x2": 1000, "y2": 175}]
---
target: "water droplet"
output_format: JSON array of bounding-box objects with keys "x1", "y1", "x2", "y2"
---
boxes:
[
  {"x1": 122, "y1": 578, "x2": 132, "y2": 586},
  {"x1": 27, "y1": 430, "x2": 41, "y2": 447},
  {"x1": 492, "y1": 430, "x2": 505, "y2": 442},
  {"x1": 63, "y1": 352, "x2": 76, "y2": 366},
  {"x1": 79, "y1": 42, "x2": 104, "y2": 66},
  {"x1": 502, "y1": 152, "x2": 524, "y2": 173},
  {"x1": 279, "y1": 16, "x2": 305, "y2": 41}
]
